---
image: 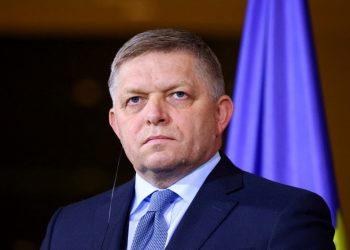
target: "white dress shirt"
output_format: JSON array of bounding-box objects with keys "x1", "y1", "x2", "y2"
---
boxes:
[{"x1": 127, "y1": 152, "x2": 221, "y2": 250}]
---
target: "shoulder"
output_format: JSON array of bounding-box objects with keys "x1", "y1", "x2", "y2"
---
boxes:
[
  {"x1": 242, "y1": 170, "x2": 326, "y2": 205},
  {"x1": 226, "y1": 165, "x2": 334, "y2": 248},
  {"x1": 55, "y1": 179, "x2": 134, "y2": 223},
  {"x1": 40, "y1": 190, "x2": 112, "y2": 249},
  {"x1": 226, "y1": 162, "x2": 332, "y2": 220},
  {"x1": 218, "y1": 153, "x2": 330, "y2": 212},
  {"x1": 40, "y1": 179, "x2": 135, "y2": 249},
  {"x1": 244, "y1": 173, "x2": 334, "y2": 248}
]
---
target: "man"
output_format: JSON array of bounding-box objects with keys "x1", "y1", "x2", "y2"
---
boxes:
[{"x1": 41, "y1": 29, "x2": 335, "y2": 249}]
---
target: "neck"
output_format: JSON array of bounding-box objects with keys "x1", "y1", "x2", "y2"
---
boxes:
[{"x1": 138, "y1": 165, "x2": 196, "y2": 189}]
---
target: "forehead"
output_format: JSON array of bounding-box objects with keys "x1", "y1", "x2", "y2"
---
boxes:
[
  {"x1": 120, "y1": 51, "x2": 197, "y2": 72},
  {"x1": 115, "y1": 51, "x2": 201, "y2": 89}
]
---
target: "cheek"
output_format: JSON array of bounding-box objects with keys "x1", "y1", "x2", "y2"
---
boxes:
[
  {"x1": 117, "y1": 122, "x2": 142, "y2": 163},
  {"x1": 179, "y1": 113, "x2": 217, "y2": 142},
  {"x1": 116, "y1": 117, "x2": 140, "y2": 143}
]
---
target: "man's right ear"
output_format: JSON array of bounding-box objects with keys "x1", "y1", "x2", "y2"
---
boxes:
[{"x1": 109, "y1": 108, "x2": 120, "y2": 138}]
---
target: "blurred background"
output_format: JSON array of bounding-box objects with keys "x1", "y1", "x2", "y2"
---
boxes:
[{"x1": 1, "y1": 0, "x2": 349, "y2": 249}]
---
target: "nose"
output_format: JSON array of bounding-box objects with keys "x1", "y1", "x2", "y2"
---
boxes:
[{"x1": 145, "y1": 97, "x2": 170, "y2": 126}]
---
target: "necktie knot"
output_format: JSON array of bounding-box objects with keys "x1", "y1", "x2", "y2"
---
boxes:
[
  {"x1": 130, "y1": 189, "x2": 178, "y2": 250},
  {"x1": 148, "y1": 189, "x2": 177, "y2": 212}
]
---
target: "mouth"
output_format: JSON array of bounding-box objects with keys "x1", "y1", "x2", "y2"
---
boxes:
[{"x1": 143, "y1": 135, "x2": 174, "y2": 144}]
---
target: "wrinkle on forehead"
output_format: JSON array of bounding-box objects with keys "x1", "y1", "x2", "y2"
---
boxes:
[{"x1": 116, "y1": 52, "x2": 199, "y2": 90}]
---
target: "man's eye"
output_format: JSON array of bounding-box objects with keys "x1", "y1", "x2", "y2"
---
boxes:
[
  {"x1": 173, "y1": 91, "x2": 187, "y2": 99},
  {"x1": 127, "y1": 96, "x2": 141, "y2": 105}
]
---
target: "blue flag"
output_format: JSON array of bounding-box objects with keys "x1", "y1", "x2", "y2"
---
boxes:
[{"x1": 225, "y1": 0, "x2": 347, "y2": 248}]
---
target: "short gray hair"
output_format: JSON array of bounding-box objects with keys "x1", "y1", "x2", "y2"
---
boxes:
[{"x1": 108, "y1": 29, "x2": 225, "y2": 101}]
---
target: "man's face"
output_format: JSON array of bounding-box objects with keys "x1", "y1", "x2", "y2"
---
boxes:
[{"x1": 109, "y1": 51, "x2": 232, "y2": 186}]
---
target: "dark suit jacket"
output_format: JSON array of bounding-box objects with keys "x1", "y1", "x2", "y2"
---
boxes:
[{"x1": 41, "y1": 154, "x2": 335, "y2": 250}]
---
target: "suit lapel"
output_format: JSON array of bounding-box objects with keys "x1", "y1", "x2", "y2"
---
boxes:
[
  {"x1": 96, "y1": 179, "x2": 135, "y2": 250},
  {"x1": 166, "y1": 155, "x2": 243, "y2": 250}
]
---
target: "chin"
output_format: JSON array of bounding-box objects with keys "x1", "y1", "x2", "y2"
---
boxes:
[{"x1": 143, "y1": 153, "x2": 184, "y2": 170}]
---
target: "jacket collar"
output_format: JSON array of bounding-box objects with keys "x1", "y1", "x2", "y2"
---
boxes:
[{"x1": 166, "y1": 154, "x2": 243, "y2": 249}]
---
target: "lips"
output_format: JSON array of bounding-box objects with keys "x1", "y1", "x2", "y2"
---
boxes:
[{"x1": 144, "y1": 135, "x2": 174, "y2": 144}]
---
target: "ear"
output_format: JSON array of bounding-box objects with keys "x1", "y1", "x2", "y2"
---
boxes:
[
  {"x1": 215, "y1": 95, "x2": 234, "y2": 136},
  {"x1": 109, "y1": 108, "x2": 120, "y2": 138}
]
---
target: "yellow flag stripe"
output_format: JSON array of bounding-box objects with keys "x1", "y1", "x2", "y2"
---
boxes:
[{"x1": 334, "y1": 211, "x2": 348, "y2": 250}]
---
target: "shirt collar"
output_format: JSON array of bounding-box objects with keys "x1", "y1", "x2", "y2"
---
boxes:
[
  {"x1": 130, "y1": 152, "x2": 221, "y2": 214},
  {"x1": 168, "y1": 152, "x2": 220, "y2": 204},
  {"x1": 131, "y1": 174, "x2": 159, "y2": 215}
]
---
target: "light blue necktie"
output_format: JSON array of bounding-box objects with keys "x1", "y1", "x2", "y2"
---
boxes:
[{"x1": 131, "y1": 189, "x2": 177, "y2": 250}]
